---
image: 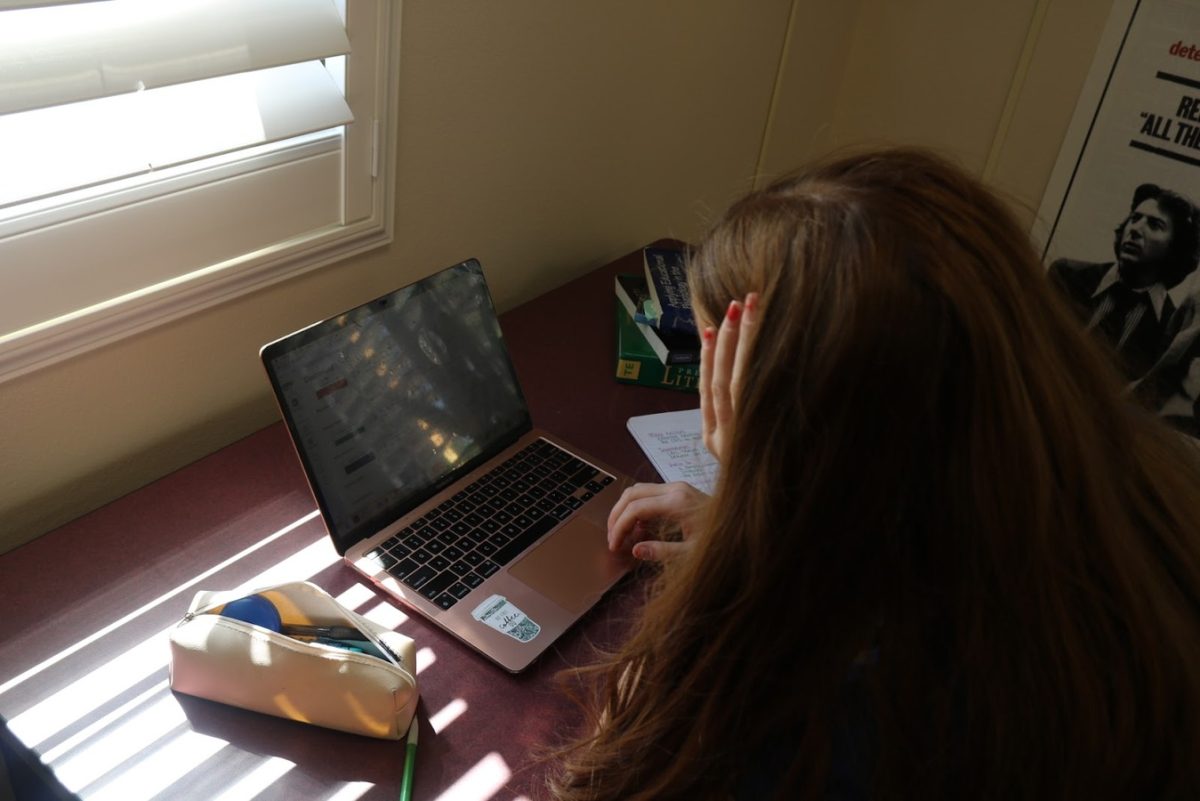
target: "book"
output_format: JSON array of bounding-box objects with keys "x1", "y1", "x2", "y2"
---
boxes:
[
  {"x1": 626, "y1": 408, "x2": 719, "y2": 494},
  {"x1": 642, "y1": 246, "x2": 697, "y2": 336},
  {"x1": 614, "y1": 274, "x2": 700, "y2": 365},
  {"x1": 615, "y1": 301, "x2": 699, "y2": 392}
]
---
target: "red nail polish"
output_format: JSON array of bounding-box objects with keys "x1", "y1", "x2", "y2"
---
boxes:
[
  {"x1": 726, "y1": 301, "x2": 741, "y2": 323},
  {"x1": 702, "y1": 327, "x2": 716, "y2": 343},
  {"x1": 745, "y1": 293, "x2": 758, "y2": 313}
]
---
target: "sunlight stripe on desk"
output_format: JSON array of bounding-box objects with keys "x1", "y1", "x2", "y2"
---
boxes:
[
  {"x1": 429, "y1": 698, "x2": 468, "y2": 734},
  {"x1": 9, "y1": 530, "x2": 337, "y2": 749},
  {"x1": 334, "y1": 582, "x2": 379, "y2": 610},
  {"x1": 362, "y1": 598, "x2": 410, "y2": 629},
  {"x1": 40, "y1": 680, "x2": 169, "y2": 763},
  {"x1": 11, "y1": 633, "x2": 174, "y2": 747},
  {"x1": 227, "y1": 531, "x2": 341, "y2": 592},
  {"x1": 416, "y1": 646, "x2": 437, "y2": 673},
  {"x1": 210, "y1": 756, "x2": 296, "y2": 801},
  {"x1": 432, "y1": 752, "x2": 512, "y2": 801},
  {"x1": 323, "y1": 781, "x2": 375, "y2": 801},
  {"x1": 85, "y1": 729, "x2": 228, "y2": 801},
  {"x1": 0, "y1": 509, "x2": 320, "y2": 699},
  {"x1": 52, "y1": 690, "x2": 185, "y2": 791}
]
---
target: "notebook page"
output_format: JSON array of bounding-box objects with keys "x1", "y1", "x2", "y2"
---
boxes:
[{"x1": 626, "y1": 408, "x2": 719, "y2": 495}]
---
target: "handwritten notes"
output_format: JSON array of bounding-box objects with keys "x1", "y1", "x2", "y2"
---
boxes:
[{"x1": 626, "y1": 408, "x2": 719, "y2": 495}]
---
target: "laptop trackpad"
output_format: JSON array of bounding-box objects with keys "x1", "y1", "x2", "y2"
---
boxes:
[{"x1": 508, "y1": 519, "x2": 628, "y2": 614}]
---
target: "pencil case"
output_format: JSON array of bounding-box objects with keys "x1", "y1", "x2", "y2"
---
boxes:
[{"x1": 168, "y1": 580, "x2": 418, "y2": 740}]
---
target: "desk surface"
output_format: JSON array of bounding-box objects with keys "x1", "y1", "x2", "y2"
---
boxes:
[{"x1": 0, "y1": 244, "x2": 693, "y2": 801}]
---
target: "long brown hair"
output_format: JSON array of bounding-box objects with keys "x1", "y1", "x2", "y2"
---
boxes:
[{"x1": 548, "y1": 148, "x2": 1200, "y2": 800}]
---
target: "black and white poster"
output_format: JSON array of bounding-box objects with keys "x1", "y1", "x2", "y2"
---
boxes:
[{"x1": 1038, "y1": 0, "x2": 1200, "y2": 436}]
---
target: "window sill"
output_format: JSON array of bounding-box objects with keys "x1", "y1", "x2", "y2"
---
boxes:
[{"x1": 0, "y1": 204, "x2": 392, "y2": 383}]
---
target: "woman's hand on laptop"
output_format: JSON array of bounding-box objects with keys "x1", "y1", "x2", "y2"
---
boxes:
[{"x1": 606, "y1": 481, "x2": 708, "y2": 562}]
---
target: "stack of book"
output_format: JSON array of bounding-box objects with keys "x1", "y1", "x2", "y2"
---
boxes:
[{"x1": 614, "y1": 246, "x2": 700, "y2": 392}]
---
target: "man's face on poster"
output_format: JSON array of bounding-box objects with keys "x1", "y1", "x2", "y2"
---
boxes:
[{"x1": 1118, "y1": 198, "x2": 1174, "y2": 285}]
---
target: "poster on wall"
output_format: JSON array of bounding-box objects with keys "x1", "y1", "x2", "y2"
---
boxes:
[{"x1": 1037, "y1": 0, "x2": 1200, "y2": 436}]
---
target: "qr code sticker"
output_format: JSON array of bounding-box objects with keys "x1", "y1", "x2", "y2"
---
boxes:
[{"x1": 509, "y1": 617, "x2": 540, "y2": 642}]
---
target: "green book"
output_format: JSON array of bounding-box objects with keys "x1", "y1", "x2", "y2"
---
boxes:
[{"x1": 615, "y1": 300, "x2": 698, "y2": 392}]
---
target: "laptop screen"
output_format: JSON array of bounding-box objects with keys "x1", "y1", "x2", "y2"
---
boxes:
[{"x1": 261, "y1": 260, "x2": 532, "y2": 553}]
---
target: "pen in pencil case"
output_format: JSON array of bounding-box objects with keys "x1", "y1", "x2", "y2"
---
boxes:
[
  {"x1": 281, "y1": 623, "x2": 364, "y2": 639},
  {"x1": 312, "y1": 637, "x2": 391, "y2": 660},
  {"x1": 281, "y1": 624, "x2": 401, "y2": 663}
]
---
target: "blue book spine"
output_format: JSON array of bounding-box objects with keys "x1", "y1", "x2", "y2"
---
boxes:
[{"x1": 642, "y1": 247, "x2": 696, "y2": 335}]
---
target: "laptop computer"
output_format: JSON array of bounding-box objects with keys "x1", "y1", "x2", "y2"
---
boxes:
[{"x1": 260, "y1": 259, "x2": 634, "y2": 672}]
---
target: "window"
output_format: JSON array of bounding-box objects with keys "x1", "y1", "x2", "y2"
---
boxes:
[{"x1": 0, "y1": 0, "x2": 398, "y2": 381}]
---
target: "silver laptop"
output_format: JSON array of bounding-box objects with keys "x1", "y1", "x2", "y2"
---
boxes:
[{"x1": 260, "y1": 259, "x2": 633, "y2": 672}]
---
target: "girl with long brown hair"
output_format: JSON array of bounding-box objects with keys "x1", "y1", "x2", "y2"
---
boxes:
[{"x1": 549, "y1": 148, "x2": 1200, "y2": 800}]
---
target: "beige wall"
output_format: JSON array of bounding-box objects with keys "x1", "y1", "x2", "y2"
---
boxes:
[
  {"x1": 0, "y1": 0, "x2": 1115, "y2": 553},
  {"x1": 760, "y1": 0, "x2": 1113, "y2": 219}
]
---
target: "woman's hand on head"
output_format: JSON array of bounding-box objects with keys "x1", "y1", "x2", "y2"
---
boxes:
[
  {"x1": 606, "y1": 481, "x2": 708, "y2": 562},
  {"x1": 700, "y1": 292, "x2": 759, "y2": 461}
]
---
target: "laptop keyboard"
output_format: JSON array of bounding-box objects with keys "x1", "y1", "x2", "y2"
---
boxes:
[{"x1": 362, "y1": 438, "x2": 615, "y2": 611}]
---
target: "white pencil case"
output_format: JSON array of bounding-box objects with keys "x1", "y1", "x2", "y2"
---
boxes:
[{"x1": 168, "y1": 580, "x2": 418, "y2": 740}]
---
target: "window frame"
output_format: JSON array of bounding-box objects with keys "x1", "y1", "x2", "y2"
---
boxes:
[{"x1": 0, "y1": 0, "x2": 398, "y2": 382}]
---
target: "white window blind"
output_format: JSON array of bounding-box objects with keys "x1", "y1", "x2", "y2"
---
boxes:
[
  {"x1": 0, "y1": 0, "x2": 397, "y2": 380},
  {"x1": 0, "y1": 0, "x2": 349, "y2": 114}
]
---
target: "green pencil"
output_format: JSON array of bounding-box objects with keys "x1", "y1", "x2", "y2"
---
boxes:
[{"x1": 399, "y1": 715, "x2": 419, "y2": 801}]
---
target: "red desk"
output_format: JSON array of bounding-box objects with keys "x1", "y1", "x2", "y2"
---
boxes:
[{"x1": 0, "y1": 245, "x2": 693, "y2": 800}]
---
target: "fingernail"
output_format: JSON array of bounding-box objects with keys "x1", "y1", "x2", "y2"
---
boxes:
[
  {"x1": 632, "y1": 544, "x2": 650, "y2": 560},
  {"x1": 726, "y1": 301, "x2": 741, "y2": 323},
  {"x1": 745, "y1": 293, "x2": 758, "y2": 313},
  {"x1": 702, "y1": 327, "x2": 716, "y2": 343}
]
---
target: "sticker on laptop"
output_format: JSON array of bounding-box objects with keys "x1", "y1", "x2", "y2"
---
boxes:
[{"x1": 471, "y1": 594, "x2": 541, "y2": 643}]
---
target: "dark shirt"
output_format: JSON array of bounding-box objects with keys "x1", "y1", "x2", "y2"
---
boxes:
[
  {"x1": 735, "y1": 657, "x2": 876, "y2": 801},
  {"x1": 1136, "y1": 295, "x2": 1200, "y2": 431},
  {"x1": 1049, "y1": 258, "x2": 1176, "y2": 380}
]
